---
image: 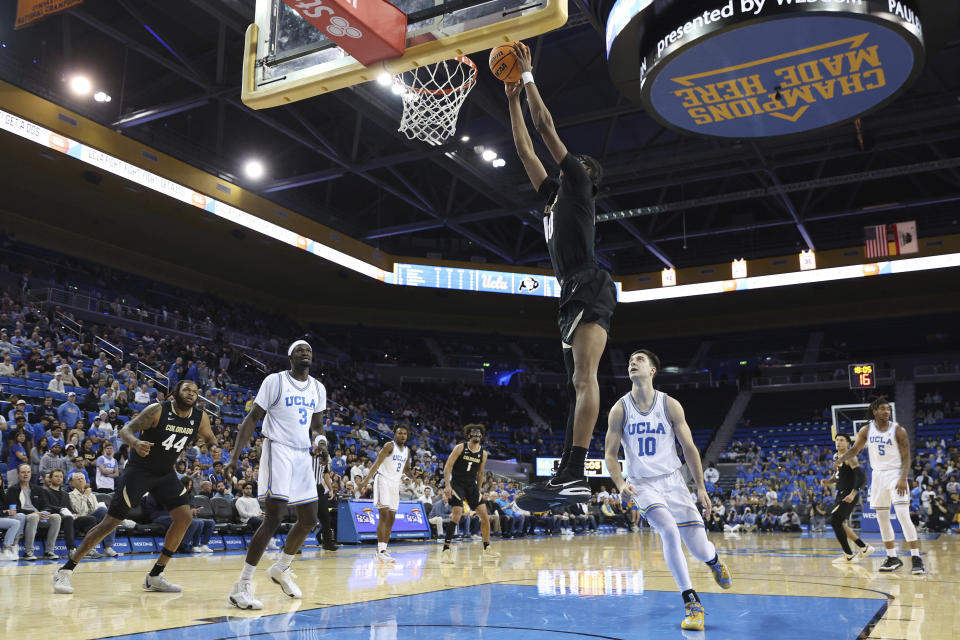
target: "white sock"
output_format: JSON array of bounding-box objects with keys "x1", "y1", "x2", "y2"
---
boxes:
[
  {"x1": 239, "y1": 562, "x2": 256, "y2": 581},
  {"x1": 378, "y1": 542, "x2": 387, "y2": 553},
  {"x1": 910, "y1": 548, "x2": 920, "y2": 557},
  {"x1": 277, "y1": 552, "x2": 295, "y2": 570},
  {"x1": 885, "y1": 547, "x2": 897, "y2": 557}
]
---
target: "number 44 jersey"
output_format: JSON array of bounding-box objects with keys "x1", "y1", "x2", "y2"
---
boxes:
[
  {"x1": 128, "y1": 400, "x2": 204, "y2": 472},
  {"x1": 617, "y1": 390, "x2": 682, "y2": 479}
]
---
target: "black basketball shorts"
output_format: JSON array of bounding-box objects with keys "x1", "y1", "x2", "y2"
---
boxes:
[
  {"x1": 107, "y1": 467, "x2": 190, "y2": 519},
  {"x1": 558, "y1": 267, "x2": 617, "y2": 345},
  {"x1": 449, "y1": 481, "x2": 481, "y2": 510}
]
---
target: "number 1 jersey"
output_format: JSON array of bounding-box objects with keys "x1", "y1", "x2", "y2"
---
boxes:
[
  {"x1": 128, "y1": 400, "x2": 203, "y2": 473},
  {"x1": 617, "y1": 390, "x2": 682, "y2": 479},
  {"x1": 254, "y1": 371, "x2": 326, "y2": 449}
]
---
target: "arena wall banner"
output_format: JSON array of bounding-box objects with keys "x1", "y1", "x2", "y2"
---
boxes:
[
  {"x1": 337, "y1": 499, "x2": 431, "y2": 543},
  {"x1": 606, "y1": 0, "x2": 925, "y2": 138}
]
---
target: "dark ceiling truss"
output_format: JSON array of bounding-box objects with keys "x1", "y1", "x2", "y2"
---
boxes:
[{"x1": 10, "y1": 1, "x2": 956, "y2": 274}]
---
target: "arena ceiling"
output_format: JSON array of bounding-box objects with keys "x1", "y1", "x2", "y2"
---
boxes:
[{"x1": 1, "y1": 0, "x2": 959, "y2": 275}]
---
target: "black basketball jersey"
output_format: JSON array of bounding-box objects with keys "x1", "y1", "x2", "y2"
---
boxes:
[
  {"x1": 451, "y1": 443, "x2": 484, "y2": 485},
  {"x1": 835, "y1": 463, "x2": 865, "y2": 498},
  {"x1": 538, "y1": 153, "x2": 597, "y2": 283},
  {"x1": 128, "y1": 400, "x2": 202, "y2": 473}
]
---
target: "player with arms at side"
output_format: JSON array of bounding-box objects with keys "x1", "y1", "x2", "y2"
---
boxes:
[
  {"x1": 53, "y1": 380, "x2": 217, "y2": 594},
  {"x1": 506, "y1": 42, "x2": 616, "y2": 511},
  {"x1": 357, "y1": 424, "x2": 412, "y2": 564},
  {"x1": 835, "y1": 396, "x2": 924, "y2": 574},
  {"x1": 227, "y1": 340, "x2": 327, "y2": 609},
  {"x1": 605, "y1": 350, "x2": 732, "y2": 631},
  {"x1": 822, "y1": 432, "x2": 875, "y2": 564},
  {"x1": 440, "y1": 424, "x2": 499, "y2": 563}
]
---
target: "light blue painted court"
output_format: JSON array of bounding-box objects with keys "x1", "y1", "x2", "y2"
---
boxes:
[{"x1": 105, "y1": 582, "x2": 886, "y2": 640}]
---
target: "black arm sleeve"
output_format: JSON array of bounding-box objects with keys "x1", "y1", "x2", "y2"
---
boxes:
[{"x1": 853, "y1": 467, "x2": 865, "y2": 490}]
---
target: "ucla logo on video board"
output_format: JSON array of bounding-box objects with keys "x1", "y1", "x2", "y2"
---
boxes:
[{"x1": 606, "y1": 0, "x2": 925, "y2": 138}]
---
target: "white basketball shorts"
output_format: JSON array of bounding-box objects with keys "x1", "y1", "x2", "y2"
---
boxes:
[
  {"x1": 628, "y1": 468, "x2": 704, "y2": 529},
  {"x1": 869, "y1": 467, "x2": 909, "y2": 509},
  {"x1": 259, "y1": 438, "x2": 318, "y2": 506},
  {"x1": 374, "y1": 473, "x2": 400, "y2": 512}
]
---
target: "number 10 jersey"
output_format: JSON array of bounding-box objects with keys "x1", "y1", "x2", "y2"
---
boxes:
[{"x1": 617, "y1": 390, "x2": 682, "y2": 480}]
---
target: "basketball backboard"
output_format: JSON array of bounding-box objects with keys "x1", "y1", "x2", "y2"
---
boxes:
[{"x1": 241, "y1": 0, "x2": 568, "y2": 109}]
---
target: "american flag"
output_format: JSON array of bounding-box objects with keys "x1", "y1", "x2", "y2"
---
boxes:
[{"x1": 864, "y1": 224, "x2": 889, "y2": 259}]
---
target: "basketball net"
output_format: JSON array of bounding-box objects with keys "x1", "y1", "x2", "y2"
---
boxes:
[{"x1": 395, "y1": 56, "x2": 477, "y2": 146}]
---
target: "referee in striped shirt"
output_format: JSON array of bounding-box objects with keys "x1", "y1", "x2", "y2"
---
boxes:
[{"x1": 312, "y1": 434, "x2": 339, "y2": 551}]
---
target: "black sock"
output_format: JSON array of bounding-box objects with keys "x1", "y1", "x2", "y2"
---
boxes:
[
  {"x1": 149, "y1": 563, "x2": 165, "y2": 577},
  {"x1": 62, "y1": 559, "x2": 78, "y2": 572},
  {"x1": 566, "y1": 446, "x2": 588, "y2": 478},
  {"x1": 557, "y1": 449, "x2": 570, "y2": 475},
  {"x1": 483, "y1": 541, "x2": 490, "y2": 550},
  {"x1": 854, "y1": 538, "x2": 866, "y2": 549},
  {"x1": 705, "y1": 554, "x2": 719, "y2": 567},
  {"x1": 443, "y1": 522, "x2": 455, "y2": 550},
  {"x1": 682, "y1": 589, "x2": 700, "y2": 604}
]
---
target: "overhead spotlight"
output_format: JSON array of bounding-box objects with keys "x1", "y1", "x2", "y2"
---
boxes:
[
  {"x1": 460, "y1": 135, "x2": 470, "y2": 142},
  {"x1": 244, "y1": 160, "x2": 264, "y2": 179},
  {"x1": 390, "y1": 83, "x2": 404, "y2": 95},
  {"x1": 492, "y1": 158, "x2": 506, "y2": 168},
  {"x1": 376, "y1": 72, "x2": 392, "y2": 86},
  {"x1": 93, "y1": 91, "x2": 111, "y2": 103},
  {"x1": 481, "y1": 149, "x2": 497, "y2": 162},
  {"x1": 70, "y1": 75, "x2": 92, "y2": 95}
]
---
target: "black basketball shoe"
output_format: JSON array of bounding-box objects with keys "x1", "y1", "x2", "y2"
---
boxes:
[
  {"x1": 516, "y1": 471, "x2": 592, "y2": 512},
  {"x1": 911, "y1": 555, "x2": 925, "y2": 575},
  {"x1": 878, "y1": 556, "x2": 904, "y2": 572}
]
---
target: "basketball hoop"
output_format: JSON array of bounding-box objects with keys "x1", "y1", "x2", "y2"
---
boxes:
[{"x1": 395, "y1": 56, "x2": 477, "y2": 146}]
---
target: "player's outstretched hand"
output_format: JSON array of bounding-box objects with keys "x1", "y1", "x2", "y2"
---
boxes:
[
  {"x1": 513, "y1": 41, "x2": 532, "y2": 73},
  {"x1": 697, "y1": 486, "x2": 712, "y2": 521},
  {"x1": 505, "y1": 80, "x2": 522, "y2": 100},
  {"x1": 133, "y1": 439, "x2": 152, "y2": 457}
]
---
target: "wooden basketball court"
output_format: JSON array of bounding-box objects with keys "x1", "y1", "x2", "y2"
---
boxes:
[{"x1": 2, "y1": 530, "x2": 955, "y2": 639}]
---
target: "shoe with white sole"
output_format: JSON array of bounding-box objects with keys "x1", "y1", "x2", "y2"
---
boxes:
[
  {"x1": 832, "y1": 553, "x2": 856, "y2": 564},
  {"x1": 858, "y1": 543, "x2": 876, "y2": 559},
  {"x1": 103, "y1": 547, "x2": 120, "y2": 558},
  {"x1": 143, "y1": 573, "x2": 182, "y2": 592},
  {"x1": 375, "y1": 550, "x2": 396, "y2": 565},
  {"x1": 199, "y1": 545, "x2": 214, "y2": 553},
  {"x1": 482, "y1": 547, "x2": 501, "y2": 559},
  {"x1": 52, "y1": 569, "x2": 75, "y2": 594},
  {"x1": 228, "y1": 580, "x2": 264, "y2": 610},
  {"x1": 440, "y1": 550, "x2": 455, "y2": 564},
  {"x1": 266, "y1": 563, "x2": 301, "y2": 598}
]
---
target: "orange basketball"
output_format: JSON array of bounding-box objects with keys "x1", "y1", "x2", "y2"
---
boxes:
[{"x1": 489, "y1": 43, "x2": 522, "y2": 83}]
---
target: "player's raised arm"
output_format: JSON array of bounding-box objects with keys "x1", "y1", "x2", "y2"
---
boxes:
[
  {"x1": 604, "y1": 401, "x2": 630, "y2": 495},
  {"x1": 506, "y1": 79, "x2": 548, "y2": 190},
  {"x1": 444, "y1": 443, "x2": 464, "y2": 487},
  {"x1": 119, "y1": 403, "x2": 163, "y2": 458},
  {"x1": 359, "y1": 441, "x2": 394, "y2": 493},
  {"x1": 668, "y1": 397, "x2": 711, "y2": 519},
  {"x1": 514, "y1": 42, "x2": 568, "y2": 165}
]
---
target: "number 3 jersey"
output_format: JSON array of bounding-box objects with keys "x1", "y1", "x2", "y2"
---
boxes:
[
  {"x1": 617, "y1": 390, "x2": 682, "y2": 479},
  {"x1": 254, "y1": 371, "x2": 327, "y2": 449},
  {"x1": 129, "y1": 400, "x2": 203, "y2": 473}
]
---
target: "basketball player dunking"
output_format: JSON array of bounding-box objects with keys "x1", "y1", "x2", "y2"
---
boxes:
[
  {"x1": 835, "y1": 396, "x2": 924, "y2": 574},
  {"x1": 227, "y1": 340, "x2": 327, "y2": 609},
  {"x1": 440, "y1": 424, "x2": 499, "y2": 563},
  {"x1": 53, "y1": 380, "x2": 218, "y2": 594},
  {"x1": 507, "y1": 42, "x2": 616, "y2": 511},
  {"x1": 605, "y1": 350, "x2": 732, "y2": 631},
  {"x1": 357, "y1": 424, "x2": 412, "y2": 564},
  {"x1": 822, "y1": 432, "x2": 875, "y2": 564}
]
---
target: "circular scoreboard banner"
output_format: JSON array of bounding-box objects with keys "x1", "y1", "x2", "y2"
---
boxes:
[{"x1": 606, "y1": 0, "x2": 925, "y2": 138}]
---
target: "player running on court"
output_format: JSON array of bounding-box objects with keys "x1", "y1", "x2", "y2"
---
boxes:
[
  {"x1": 834, "y1": 396, "x2": 924, "y2": 574},
  {"x1": 507, "y1": 41, "x2": 615, "y2": 511},
  {"x1": 823, "y1": 432, "x2": 875, "y2": 564},
  {"x1": 605, "y1": 350, "x2": 732, "y2": 631},
  {"x1": 440, "y1": 424, "x2": 499, "y2": 563},
  {"x1": 53, "y1": 380, "x2": 218, "y2": 594},
  {"x1": 357, "y1": 424, "x2": 412, "y2": 564},
  {"x1": 227, "y1": 340, "x2": 328, "y2": 609}
]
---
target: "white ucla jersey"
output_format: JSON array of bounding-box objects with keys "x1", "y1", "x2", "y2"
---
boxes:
[
  {"x1": 377, "y1": 442, "x2": 408, "y2": 483},
  {"x1": 619, "y1": 390, "x2": 682, "y2": 479},
  {"x1": 866, "y1": 420, "x2": 901, "y2": 471},
  {"x1": 254, "y1": 371, "x2": 326, "y2": 449}
]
